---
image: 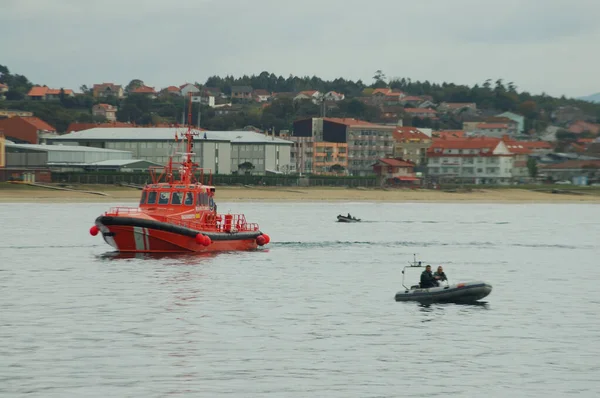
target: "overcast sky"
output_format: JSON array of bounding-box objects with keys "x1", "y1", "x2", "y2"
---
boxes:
[{"x1": 2, "y1": 0, "x2": 599, "y2": 98}]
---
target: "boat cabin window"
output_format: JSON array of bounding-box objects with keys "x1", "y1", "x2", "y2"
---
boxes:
[
  {"x1": 140, "y1": 191, "x2": 147, "y2": 205},
  {"x1": 184, "y1": 192, "x2": 194, "y2": 206},
  {"x1": 147, "y1": 191, "x2": 157, "y2": 205},
  {"x1": 171, "y1": 191, "x2": 184, "y2": 205},
  {"x1": 197, "y1": 192, "x2": 209, "y2": 206},
  {"x1": 209, "y1": 196, "x2": 215, "y2": 210},
  {"x1": 158, "y1": 192, "x2": 170, "y2": 205}
]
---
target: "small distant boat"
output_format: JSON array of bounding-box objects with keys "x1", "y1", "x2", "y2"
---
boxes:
[
  {"x1": 337, "y1": 214, "x2": 361, "y2": 223},
  {"x1": 394, "y1": 255, "x2": 492, "y2": 304}
]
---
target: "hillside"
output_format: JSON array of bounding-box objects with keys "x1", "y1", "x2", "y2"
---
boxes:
[
  {"x1": 2, "y1": 64, "x2": 600, "y2": 135},
  {"x1": 578, "y1": 93, "x2": 600, "y2": 104}
]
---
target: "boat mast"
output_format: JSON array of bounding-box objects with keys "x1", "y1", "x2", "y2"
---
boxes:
[{"x1": 179, "y1": 92, "x2": 197, "y2": 184}]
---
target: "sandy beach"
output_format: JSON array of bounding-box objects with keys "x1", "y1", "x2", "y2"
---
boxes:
[{"x1": 1, "y1": 183, "x2": 600, "y2": 203}]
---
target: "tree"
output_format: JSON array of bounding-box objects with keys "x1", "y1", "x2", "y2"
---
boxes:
[
  {"x1": 238, "y1": 161, "x2": 255, "y2": 175},
  {"x1": 330, "y1": 164, "x2": 345, "y2": 174},
  {"x1": 126, "y1": 79, "x2": 144, "y2": 93},
  {"x1": 527, "y1": 157, "x2": 538, "y2": 178},
  {"x1": 79, "y1": 85, "x2": 92, "y2": 95},
  {"x1": 372, "y1": 70, "x2": 387, "y2": 89}
]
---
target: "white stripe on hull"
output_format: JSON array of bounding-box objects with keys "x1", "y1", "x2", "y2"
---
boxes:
[
  {"x1": 143, "y1": 228, "x2": 151, "y2": 251},
  {"x1": 133, "y1": 226, "x2": 146, "y2": 251}
]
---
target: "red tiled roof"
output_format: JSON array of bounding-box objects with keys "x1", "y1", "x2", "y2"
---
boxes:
[
  {"x1": 131, "y1": 85, "x2": 156, "y2": 93},
  {"x1": 430, "y1": 136, "x2": 501, "y2": 150},
  {"x1": 393, "y1": 127, "x2": 430, "y2": 141},
  {"x1": 299, "y1": 90, "x2": 318, "y2": 96},
  {"x1": 376, "y1": 158, "x2": 415, "y2": 167},
  {"x1": 568, "y1": 121, "x2": 600, "y2": 135},
  {"x1": 28, "y1": 86, "x2": 73, "y2": 96},
  {"x1": 253, "y1": 89, "x2": 270, "y2": 96},
  {"x1": 93, "y1": 83, "x2": 121, "y2": 89},
  {"x1": 501, "y1": 135, "x2": 553, "y2": 151},
  {"x1": 434, "y1": 130, "x2": 465, "y2": 139},
  {"x1": 485, "y1": 116, "x2": 516, "y2": 124},
  {"x1": 0, "y1": 83, "x2": 8, "y2": 88},
  {"x1": 94, "y1": 103, "x2": 115, "y2": 110},
  {"x1": 164, "y1": 86, "x2": 180, "y2": 92},
  {"x1": 503, "y1": 142, "x2": 532, "y2": 155},
  {"x1": 372, "y1": 88, "x2": 392, "y2": 95},
  {"x1": 21, "y1": 117, "x2": 56, "y2": 131},
  {"x1": 28, "y1": 86, "x2": 48, "y2": 96},
  {"x1": 404, "y1": 108, "x2": 436, "y2": 113},
  {"x1": 540, "y1": 160, "x2": 600, "y2": 169}
]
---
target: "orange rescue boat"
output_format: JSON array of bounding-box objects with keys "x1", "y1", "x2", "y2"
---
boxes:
[{"x1": 89, "y1": 98, "x2": 270, "y2": 253}]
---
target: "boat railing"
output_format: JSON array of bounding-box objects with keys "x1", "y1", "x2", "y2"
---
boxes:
[
  {"x1": 166, "y1": 213, "x2": 260, "y2": 233},
  {"x1": 105, "y1": 207, "x2": 141, "y2": 215}
]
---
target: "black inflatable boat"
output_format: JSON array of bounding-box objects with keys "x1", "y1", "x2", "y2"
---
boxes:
[{"x1": 394, "y1": 255, "x2": 492, "y2": 304}]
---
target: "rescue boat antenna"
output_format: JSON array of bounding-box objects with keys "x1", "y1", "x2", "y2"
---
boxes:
[{"x1": 179, "y1": 92, "x2": 198, "y2": 184}]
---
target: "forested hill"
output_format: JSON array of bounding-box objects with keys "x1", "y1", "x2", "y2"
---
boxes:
[{"x1": 1, "y1": 64, "x2": 599, "y2": 134}]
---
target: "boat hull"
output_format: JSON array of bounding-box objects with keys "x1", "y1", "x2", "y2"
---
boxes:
[
  {"x1": 337, "y1": 216, "x2": 360, "y2": 223},
  {"x1": 394, "y1": 281, "x2": 492, "y2": 304},
  {"x1": 96, "y1": 215, "x2": 262, "y2": 253}
]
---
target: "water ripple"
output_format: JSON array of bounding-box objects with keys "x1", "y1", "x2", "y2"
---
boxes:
[{"x1": 1, "y1": 203, "x2": 600, "y2": 397}]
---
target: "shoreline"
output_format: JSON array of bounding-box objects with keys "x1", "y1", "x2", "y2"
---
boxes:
[{"x1": 1, "y1": 184, "x2": 600, "y2": 203}]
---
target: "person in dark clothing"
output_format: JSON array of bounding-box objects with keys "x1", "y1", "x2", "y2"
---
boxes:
[
  {"x1": 434, "y1": 266, "x2": 447, "y2": 285},
  {"x1": 420, "y1": 265, "x2": 437, "y2": 288}
]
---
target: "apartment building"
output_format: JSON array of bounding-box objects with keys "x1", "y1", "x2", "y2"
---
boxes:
[
  {"x1": 292, "y1": 117, "x2": 395, "y2": 176},
  {"x1": 427, "y1": 137, "x2": 514, "y2": 184}
]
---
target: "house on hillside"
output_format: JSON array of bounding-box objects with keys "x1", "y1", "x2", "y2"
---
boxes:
[
  {"x1": 496, "y1": 111, "x2": 525, "y2": 133},
  {"x1": 253, "y1": 89, "x2": 271, "y2": 102},
  {"x1": 92, "y1": 83, "x2": 124, "y2": 99},
  {"x1": 323, "y1": 91, "x2": 345, "y2": 101},
  {"x1": 437, "y1": 102, "x2": 477, "y2": 115},
  {"x1": 27, "y1": 86, "x2": 75, "y2": 101},
  {"x1": 160, "y1": 86, "x2": 181, "y2": 96},
  {"x1": 404, "y1": 108, "x2": 437, "y2": 119},
  {"x1": 294, "y1": 90, "x2": 322, "y2": 104},
  {"x1": 92, "y1": 104, "x2": 118, "y2": 122},
  {"x1": 231, "y1": 86, "x2": 253, "y2": 100},
  {"x1": 470, "y1": 123, "x2": 512, "y2": 138},
  {"x1": 179, "y1": 83, "x2": 199, "y2": 97},
  {"x1": 129, "y1": 85, "x2": 157, "y2": 99}
]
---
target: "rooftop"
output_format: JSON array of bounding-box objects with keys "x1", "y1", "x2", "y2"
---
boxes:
[
  {"x1": 6, "y1": 142, "x2": 131, "y2": 153},
  {"x1": 50, "y1": 127, "x2": 294, "y2": 145}
]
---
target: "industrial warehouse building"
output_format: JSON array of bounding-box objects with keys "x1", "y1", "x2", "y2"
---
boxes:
[
  {"x1": 1, "y1": 139, "x2": 152, "y2": 181},
  {"x1": 48, "y1": 127, "x2": 293, "y2": 175},
  {"x1": 4, "y1": 142, "x2": 132, "y2": 169}
]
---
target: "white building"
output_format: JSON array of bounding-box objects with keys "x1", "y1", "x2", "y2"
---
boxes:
[
  {"x1": 4, "y1": 142, "x2": 131, "y2": 168},
  {"x1": 427, "y1": 137, "x2": 514, "y2": 184},
  {"x1": 47, "y1": 127, "x2": 293, "y2": 175}
]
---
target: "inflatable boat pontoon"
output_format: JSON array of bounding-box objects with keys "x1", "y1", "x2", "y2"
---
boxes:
[{"x1": 394, "y1": 255, "x2": 492, "y2": 304}]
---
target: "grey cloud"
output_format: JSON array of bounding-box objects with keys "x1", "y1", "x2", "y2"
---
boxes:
[{"x1": 0, "y1": 0, "x2": 599, "y2": 97}]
